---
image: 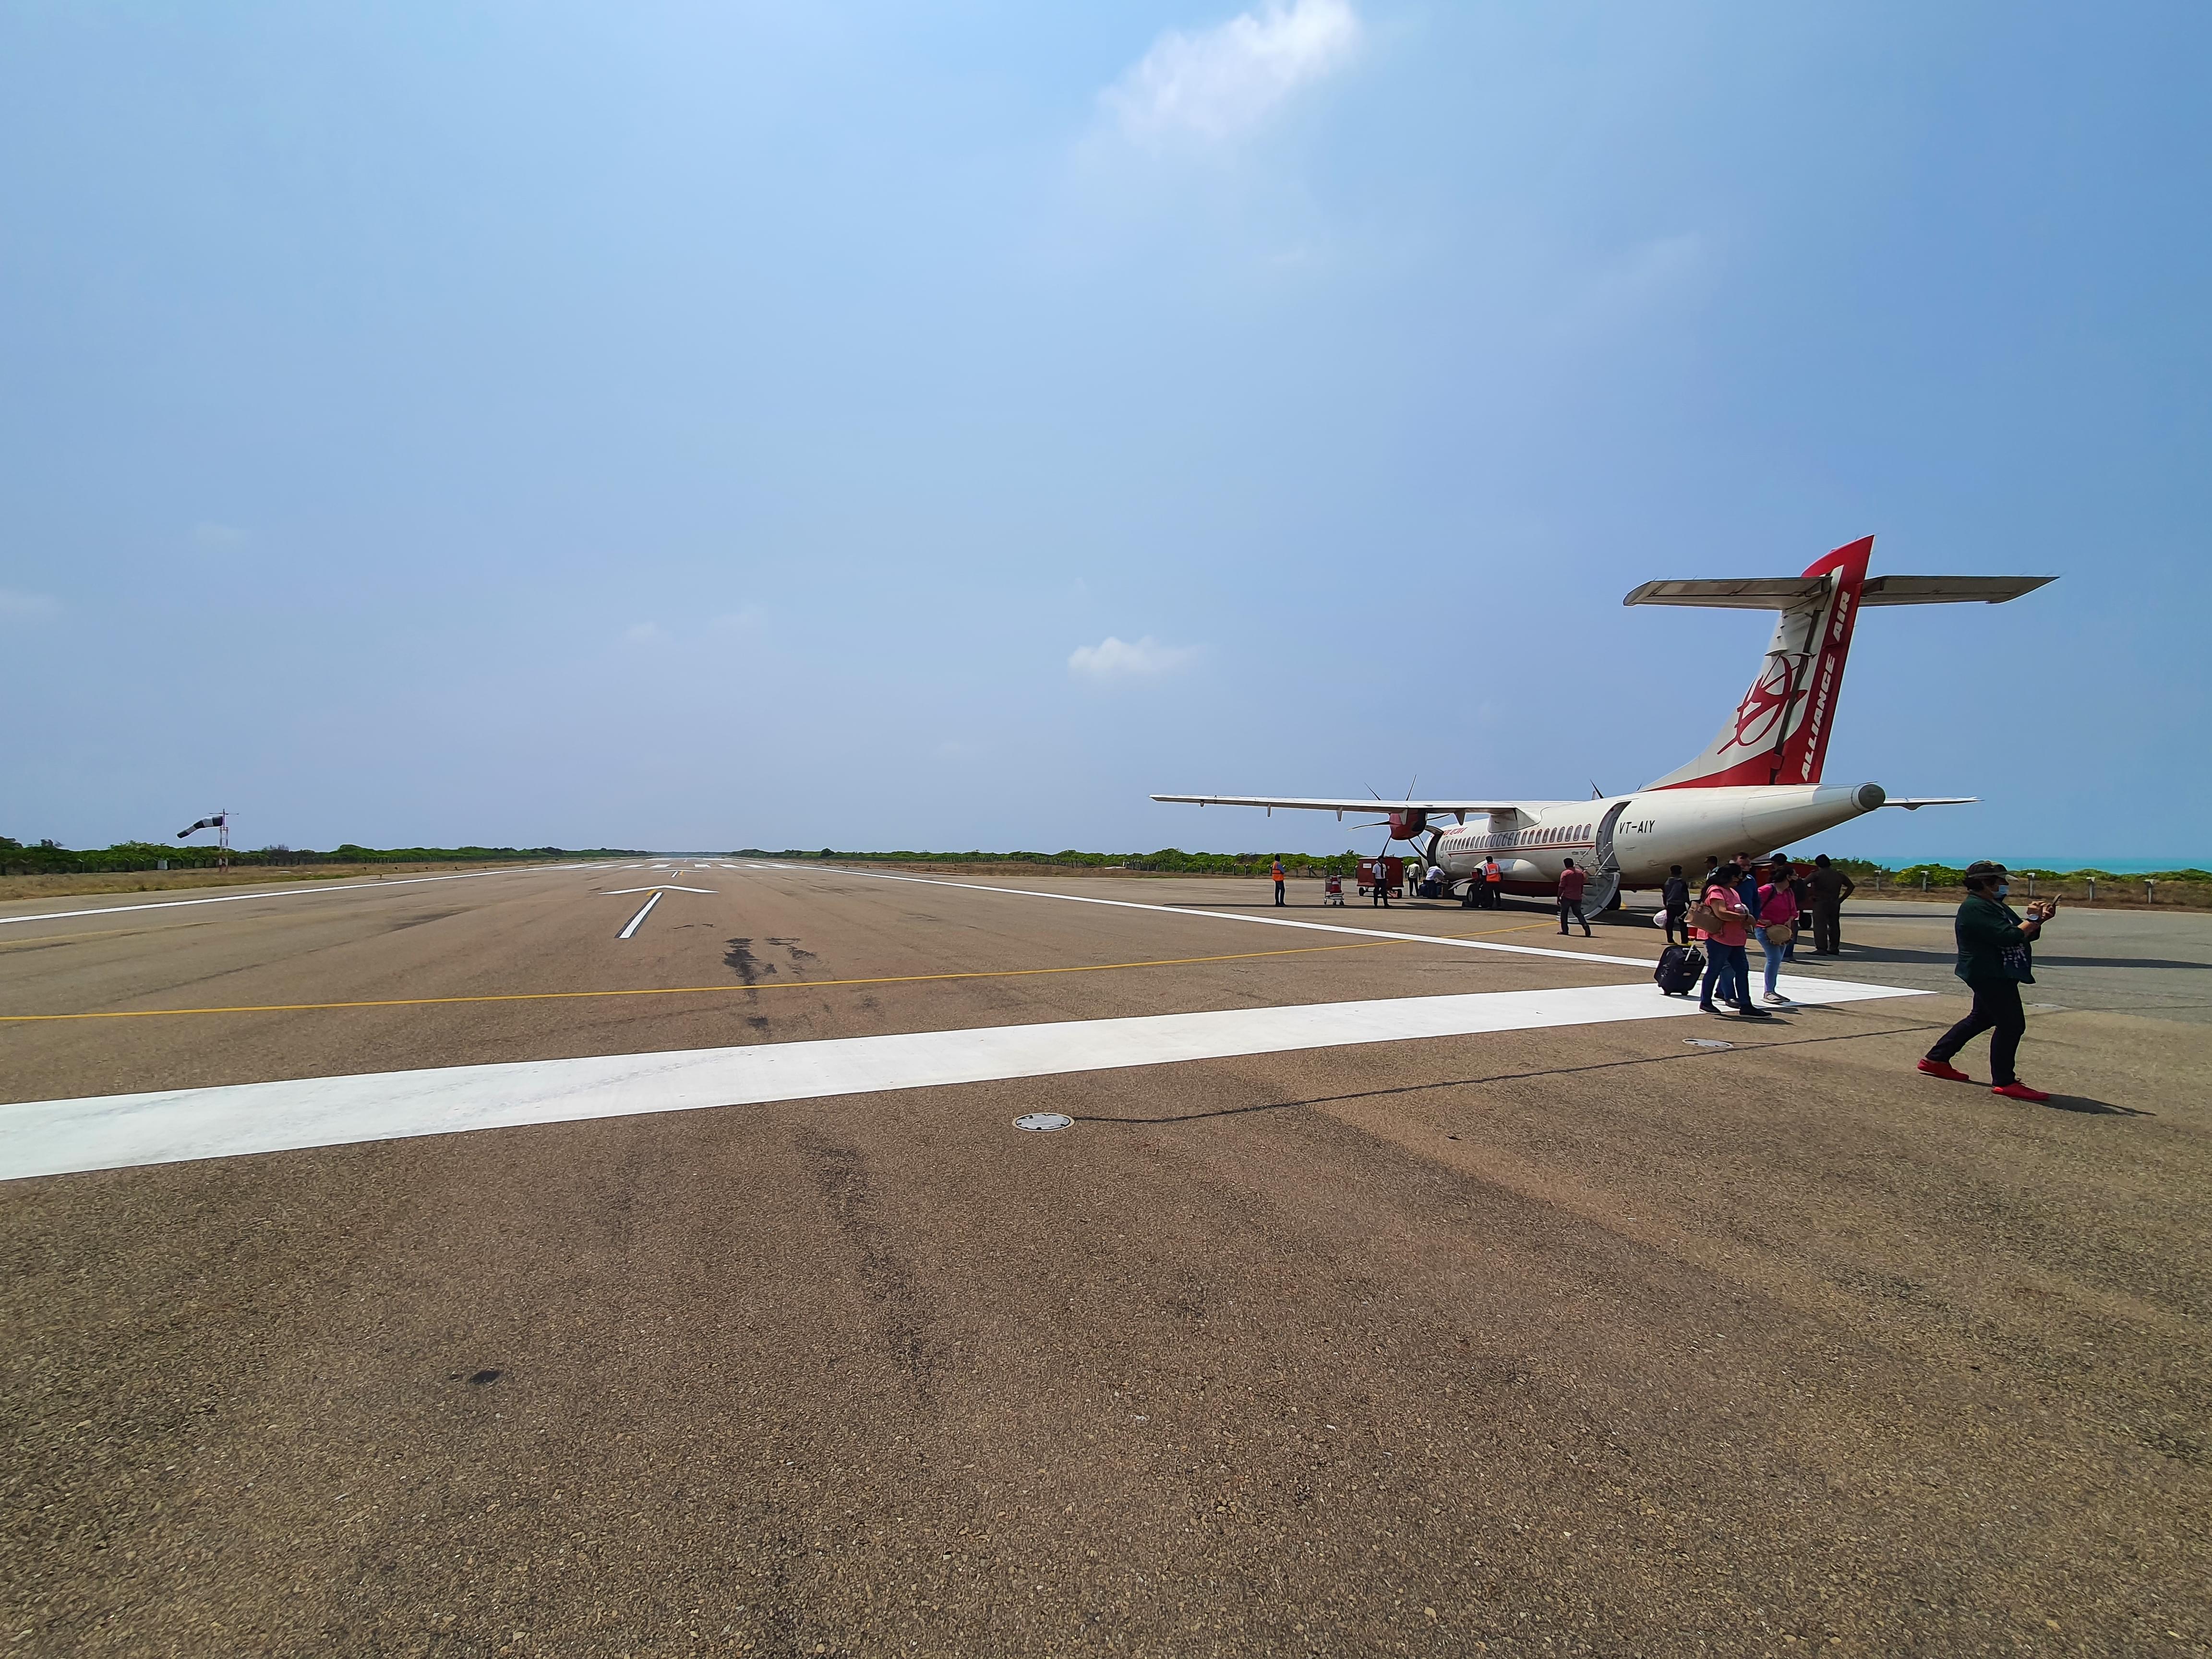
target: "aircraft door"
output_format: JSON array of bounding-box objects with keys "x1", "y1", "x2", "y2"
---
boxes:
[
  {"x1": 1595, "y1": 800, "x2": 1630, "y2": 873},
  {"x1": 1586, "y1": 799, "x2": 1632, "y2": 913}
]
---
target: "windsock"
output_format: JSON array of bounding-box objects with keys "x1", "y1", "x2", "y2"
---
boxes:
[{"x1": 178, "y1": 814, "x2": 228, "y2": 838}]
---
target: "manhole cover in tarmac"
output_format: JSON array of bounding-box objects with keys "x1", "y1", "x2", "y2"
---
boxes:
[
  {"x1": 1014, "y1": 1113, "x2": 1075, "y2": 1133},
  {"x1": 1683, "y1": 1038, "x2": 1735, "y2": 1050}
]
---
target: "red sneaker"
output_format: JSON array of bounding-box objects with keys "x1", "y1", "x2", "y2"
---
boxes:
[
  {"x1": 1991, "y1": 1081, "x2": 2051, "y2": 1103},
  {"x1": 1917, "y1": 1058, "x2": 1973, "y2": 1083}
]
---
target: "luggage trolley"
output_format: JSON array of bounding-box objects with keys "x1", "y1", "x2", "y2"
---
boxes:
[{"x1": 1323, "y1": 873, "x2": 1345, "y2": 906}]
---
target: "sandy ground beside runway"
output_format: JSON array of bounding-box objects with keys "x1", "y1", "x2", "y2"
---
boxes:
[{"x1": 3, "y1": 862, "x2": 2209, "y2": 1657}]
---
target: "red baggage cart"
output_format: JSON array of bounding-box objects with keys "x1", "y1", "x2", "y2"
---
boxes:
[{"x1": 1356, "y1": 856, "x2": 1405, "y2": 900}]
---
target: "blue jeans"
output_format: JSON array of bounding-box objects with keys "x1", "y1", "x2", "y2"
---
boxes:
[
  {"x1": 1761, "y1": 935, "x2": 1788, "y2": 998},
  {"x1": 1700, "y1": 942, "x2": 1747, "y2": 1006}
]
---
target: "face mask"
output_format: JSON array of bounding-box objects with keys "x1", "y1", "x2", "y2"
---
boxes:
[{"x1": 1995, "y1": 883, "x2": 2010, "y2": 899}]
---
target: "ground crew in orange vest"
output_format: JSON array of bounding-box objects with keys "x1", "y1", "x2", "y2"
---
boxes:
[
  {"x1": 1483, "y1": 856, "x2": 1503, "y2": 909},
  {"x1": 1270, "y1": 856, "x2": 1286, "y2": 907}
]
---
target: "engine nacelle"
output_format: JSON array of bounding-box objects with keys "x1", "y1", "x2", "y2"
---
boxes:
[{"x1": 1388, "y1": 809, "x2": 1429, "y2": 840}]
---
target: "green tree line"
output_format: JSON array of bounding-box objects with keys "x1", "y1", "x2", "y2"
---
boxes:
[{"x1": 0, "y1": 837, "x2": 642, "y2": 875}]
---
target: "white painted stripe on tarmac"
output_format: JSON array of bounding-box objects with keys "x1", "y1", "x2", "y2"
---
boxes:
[
  {"x1": 615, "y1": 892, "x2": 662, "y2": 940},
  {"x1": 0, "y1": 976, "x2": 1919, "y2": 1181},
  {"x1": 0, "y1": 864, "x2": 578, "y2": 929}
]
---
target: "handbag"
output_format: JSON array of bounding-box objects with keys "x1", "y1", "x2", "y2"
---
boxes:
[
  {"x1": 1762, "y1": 922, "x2": 1797, "y2": 947},
  {"x1": 1685, "y1": 900, "x2": 1726, "y2": 934}
]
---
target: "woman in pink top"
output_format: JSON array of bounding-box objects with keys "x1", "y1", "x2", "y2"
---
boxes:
[
  {"x1": 1755, "y1": 854, "x2": 1803, "y2": 1004},
  {"x1": 1695, "y1": 862, "x2": 1767, "y2": 1016}
]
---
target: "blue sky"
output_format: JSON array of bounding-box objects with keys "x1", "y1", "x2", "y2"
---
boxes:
[{"x1": 3, "y1": 1, "x2": 2205, "y2": 860}]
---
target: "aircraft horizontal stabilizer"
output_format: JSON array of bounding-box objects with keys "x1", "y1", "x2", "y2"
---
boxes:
[
  {"x1": 1879, "y1": 797, "x2": 1979, "y2": 810},
  {"x1": 1623, "y1": 574, "x2": 2053, "y2": 609},
  {"x1": 1622, "y1": 577, "x2": 1827, "y2": 609},
  {"x1": 1150, "y1": 793, "x2": 1524, "y2": 817},
  {"x1": 1858, "y1": 576, "x2": 2055, "y2": 606}
]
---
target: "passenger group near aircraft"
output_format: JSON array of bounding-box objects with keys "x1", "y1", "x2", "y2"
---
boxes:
[{"x1": 1154, "y1": 537, "x2": 2052, "y2": 912}]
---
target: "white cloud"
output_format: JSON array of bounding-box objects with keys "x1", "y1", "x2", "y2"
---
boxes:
[
  {"x1": 0, "y1": 588, "x2": 60, "y2": 621},
  {"x1": 1068, "y1": 635, "x2": 1198, "y2": 682},
  {"x1": 1101, "y1": 0, "x2": 1361, "y2": 144}
]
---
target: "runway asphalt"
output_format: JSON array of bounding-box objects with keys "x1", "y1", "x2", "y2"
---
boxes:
[{"x1": 3, "y1": 860, "x2": 2208, "y2": 1657}]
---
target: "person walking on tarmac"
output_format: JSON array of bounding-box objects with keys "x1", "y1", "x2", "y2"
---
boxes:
[
  {"x1": 1695, "y1": 862, "x2": 1771, "y2": 1019},
  {"x1": 1270, "y1": 855, "x2": 1287, "y2": 907},
  {"x1": 1808, "y1": 854, "x2": 1856, "y2": 954},
  {"x1": 1755, "y1": 854, "x2": 1802, "y2": 1004},
  {"x1": 1371, "y1": 860, "x2": 1391, "y2": 907},
  {"x1": 1919, "y1": 861, "x2": 2057, "y2": 1101},
  {"x1": 1733, "y1": 854, "x2": 1763, "y2": 919},
  {"x1": 1660, "y1": 865, "x2": 1690, "y2": 943},
  {"x1": 1483, "y1": 855, "x2": 1503, "y2": 908},
  {"x1": 1786, "y1": 861, "x2": 1814, "y2": 962},
  {"x1": 1556, "y1": 857, "x2": 1594, "y2": 937}
]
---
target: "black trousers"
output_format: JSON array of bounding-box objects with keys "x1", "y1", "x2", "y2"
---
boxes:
[
  {"x1": 1557, "y1": 898, "x2": 1590, "y2": 935},
  {"x1": 1928, "y1": 978, "x2": 2026, "y2": 1086},
  {"x1": 1274, "y1": 879, "x2": 1285, "y2": 906},
  {"x1": 1813, "y1": 902, "x2": 1843, "y2": 953},
  {"x1": 1662, "y1": 906, "x2": 1688, "y2": 944}
]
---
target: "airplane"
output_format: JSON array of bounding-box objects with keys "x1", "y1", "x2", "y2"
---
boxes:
[{"x1": 1152, "y1": 536, "x2": 2052, "y2": 911}]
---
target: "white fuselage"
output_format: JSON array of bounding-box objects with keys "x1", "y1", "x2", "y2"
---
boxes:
[{"x1": 1431, "y1": 782, "x2": 1886, "y2": 893}]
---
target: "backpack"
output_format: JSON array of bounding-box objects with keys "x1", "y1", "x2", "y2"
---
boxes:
[{"x1": 1655, "y1": 943, "x2": 1705, "y2": 996}]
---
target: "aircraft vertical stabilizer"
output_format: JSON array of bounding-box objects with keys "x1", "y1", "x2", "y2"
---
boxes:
[{"x1": 1633, "y1": 537, "x2": 1874, "y2": 790}]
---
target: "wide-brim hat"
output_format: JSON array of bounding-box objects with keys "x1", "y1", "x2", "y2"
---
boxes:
[{"x1": 1964, "y1": 860, "x2": 2009, "y2": 882}]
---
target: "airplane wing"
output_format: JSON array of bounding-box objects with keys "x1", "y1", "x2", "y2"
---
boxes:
[
  {"x1": 1879, "y1": 797, "x2": 1979, "y2": 809},
  {"x1": 1151, "y1": 794, "x2": 1526, "y2": 817}
]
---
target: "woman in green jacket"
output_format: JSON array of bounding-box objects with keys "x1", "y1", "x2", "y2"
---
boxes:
[{"x1": 1918, "y1": 860, "x2": 2056, "y2": 1102}]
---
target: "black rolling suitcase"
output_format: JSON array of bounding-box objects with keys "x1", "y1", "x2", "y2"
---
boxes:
[{"x1": 1654, "y1": 943, "x2": 1705, "y2": 997}]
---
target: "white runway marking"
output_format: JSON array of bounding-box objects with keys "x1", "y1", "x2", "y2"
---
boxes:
[
  {"x1": 601, "y1": 886, "x2": 715, "y2": 895},
  {"x1": 0, "y1": 863, "x2": 579, "y2": 929},
  {"x1": 0, "y1": 977, "x2": 1919, "y2": 1181},
  {"x1": 616, "y1": 892, "x2": 663, "y2": 940}
]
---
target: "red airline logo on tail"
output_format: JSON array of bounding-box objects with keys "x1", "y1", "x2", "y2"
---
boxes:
[{"x1": 1730, "y1": 657, "x2": 1794, "y2": 750}]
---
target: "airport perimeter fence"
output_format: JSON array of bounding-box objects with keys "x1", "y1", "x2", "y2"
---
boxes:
[
  {"x1": 735, "y1": 848, "x2": 1368, "y2": 879},
  {"x1": 1863, "y1": 867, "x2": 2212, "y2": 910},
  {"x1": 733, "y1": 850, "x2": 2212, "y2": 910}
]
